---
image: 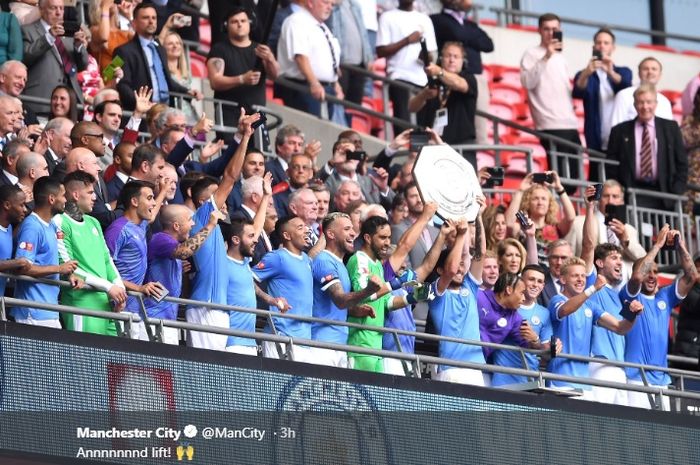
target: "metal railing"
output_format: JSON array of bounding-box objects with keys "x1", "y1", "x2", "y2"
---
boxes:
[
  {"x1": 489, "y1": 6, "x2": 700, "y2": 45},
  {"x1": 2, "y1": 273, "x2": 700, "y2": 411}
]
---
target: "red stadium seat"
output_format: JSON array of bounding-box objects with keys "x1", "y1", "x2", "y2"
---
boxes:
[
  {"x1": 660, "y1": 89, "x2": 683, "y2": 106},
  {"x1": 635, "y1": 43, "x2": 678, "y2": 54},
  {"x1": 485, "y1": 64, "x2": 504, "y2": 83},
  {"x1": 345, "y1": 109, "x2": 372, "y2": 134},
  {"x1": 479, "y1": 18, "x2": 498, "y2": 26},
  {"x1": 489, "y1": 83, "x2": 525, "y2": 105},
  {"x1": 681, "y1": 50, "x2": 700, "y2": 58},
  {"x1": 488, "y1": 99, "x2": 515, "y2": 121},
  {"x1": 189, "y1": 54, "x2": 207, "y2": 78},
  {"x1": 498, "y1": 67, "x2": 523, "y2": 88},
  {"x1": 506, "y1": 23, "x2": 538, "y2": 33},
  {"x1": 199, "y1": 19, "x2": 211, "y2": 47}
]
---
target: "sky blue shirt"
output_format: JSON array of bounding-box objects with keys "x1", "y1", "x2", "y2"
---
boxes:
[
  {"x1": 189, "y1": 199, "x2": 227, "y2": 306},
  {"x1": 105, "y1": 216, "x2": 148, "y2": 313},
  {"x1": 255, "y1": 248, "x2": 313, "y2": 339},
  {"x1": 311, "y1": 250, "x2": 350, "y2": 344},
  {"x1": 382, "y1": 260, "x2": 415, "y2": 354},
  {"x1": 13, "y1": 213, "x2": 59, "y2": 320},
  {"x1": 225, "y1": 256, "x2": 257, "y2": 347},
  {"x1": 589, "y1": 284, "x2": 624, "y2": 361},
  {"x1": 429, "y1": 273, "x2": 485, "y2": 372},
  {"x1": 144, "y1": 232, "x2": 180, "y2": 320},
  {"x1": 0, "y1": 223, "x2": 12, "y2": 297},
  {"x1": 622, "y1": 282, "x2": 682, "y2": 385},
  {"x1": 491, "y1": 302, "x2": 552, "y2": 387}
]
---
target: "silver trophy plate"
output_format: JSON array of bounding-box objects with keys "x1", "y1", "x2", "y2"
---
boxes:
[{"x1": 412, "y1": 145, "x2": 482, "y2": 221}]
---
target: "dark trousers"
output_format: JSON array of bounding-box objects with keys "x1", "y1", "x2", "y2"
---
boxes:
[
  {"x1": 339, "y1": 63, "x2": 367, "y2": 123},
  {"x1": 389, "y1": 79, "x2": 419, "y2": 135},
  {"x1": 539, "y1": 129, "x2": 582, "y2": 195},
  {"x1": 280, "y1": 80, "x2": 338, "y2": 118}
]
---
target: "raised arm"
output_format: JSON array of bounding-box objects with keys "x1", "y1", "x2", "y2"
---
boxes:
[
  {"x1": 415, "y1": 220, "x2": 452, "y2": 282},
  {"x1": 557, "y1": 273, "x2": 607, "y2": 319},
  {"x1": 469, "y1": 206, "x2": 486, "y2": 281},
  {"x1": 387, "y1": 201, "x2": 438, "y2": 273},
  {"x1": 504, "y1": 174, "x2": 533, "y2": 237},
  {"x1": 252, "y1": 173, "x2": 272, "y2": 240},
  {"x1": 627, "y1": 224, "x2": 668, "y2": 295},
  {"x1": 171, "y1": 211, "x2": 224, "y2": 259},
  {"x1": 551, "y1": 171, "x2": 575, "y2": 236},
  {"x1": 581, "y1": 185, "x2": 598, "y2": 274},
  {"x1": 675, "y1": 230, "x2": 697, "y2": 297},
  {"x1": 436, "y1": 218, "x2": 468, "y2": 294},
  {"x1": 522, "y1": 213, "x2": 539, "y2": 265}
]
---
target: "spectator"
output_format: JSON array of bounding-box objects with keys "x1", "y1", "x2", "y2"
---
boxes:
[
  {"x1": 388, "y1": 191, "x2": 408, "y2": 225},
  {"x1": 13, "y1": 176, "x2": 77, "y2": 327},
  {"x1": 565, "y1": 180, "x2": 645, "y2": 281},
  {"x1": 520, "y1": 13, "x2": 581, "y2": 190},
  {"x1": 496, "y1": 238, "x2": 525, "y2": 274},
  {"x1": 408, "y1": 41, "x2": 477, "y2": 160},
  {"x1": 333, "y1": 179, "x2": 363, "y2": 213},
  {"x1": 430, "y1": 0, "x2": 493, "y2": 144},
  {"x1": 114, "y1": 2, "x2": 198, "y2": 110},
  {"x1": 55, "y1": 170, "x2": 126, "y2": 334},
  {"x1": 610, "y1": 57, "x2": 673, "y2": 128},
  {"x1": 681, "y1": 72, "x2": 700, "y2": 118},
  {"x1": 21, "y1": 0, "x2": 88, "y2": 114},
  {"x1": 0, "y1": 60, "x2": 38, "y2": 125},
  {"x1": 311, "y1": 212, "x2": 380, "y2": 367},
  {"x1": 42, "y1": 117, "x2": 73, "y2": 175},
  {"x1": 266, "y1": 124, "x2": 304, "y2": 186},
  {"x1": 547, "y1": 257, "x2": 641, "y2": 397},
  {"x1": 208, "y1": 0, "x2": 274, "y2": 46},
  {"x1": 277, "y1": 0, "x2": 343, "y2": 118},
  {"x1": 573, "y1": 28, "x2": 632, "y2": 153},
  {"x1": 16, "y1": 150, "x2": 48, "y2": 207},
  {"x1": 273, "y1": 153, "x2": 314, "y2": 218},
  {"x1": 390, "y1": 182, "x2": 437, "y2": 269},
  {"x1": 674, "y1": 254, "x2": 700, "y2": 361},
  {"x1": 327, "y1": 0, "x2": 374, "y2": 115},
  {"x1": 623, "y1": 226, "x2": 696, "y2": 409},
  {"x1": 230, "y1": 174, "x2": 274, "y2": 265},
  {"x1": 227, "y1": 149, "x2": 266, "y2": 213},
  {"x1": 268, "y1": 0, "x2": 302, "y2": 58},
  {"x1": 162, "y1": 31, "x2": 199, "y2": 124},
  {"x1": 505, "y1": 172, "x2": 576, "y2": 259},
  {"x1": 89, "y1": 0, "x2": 133, "y2": 72},
  {"x1": 309, "y1": 183, "x2": 330, "y2": 236},
  {"x1": 429, "y1": 217, "x2": 485, "y2": 385},
  {"x1": 288, "y1": 187, "x2": 319, "y2": 245},
  {"x1": 0, "y1": 185, "x2": 30, "y2": 296},
  {"x1": 76, "y1": 44, "x2": 108, "y2": 111},
  {"x1": 0, "y1": 11, "x2": 22, "y2": 65},
  {"x1": 538, "y1": 239, "x2": 573, "y2": 307},
  {"x1": 376, "y1": 0, "x2": 436, "y2": 133},
  {"x1": 681, "y1": 88, "x2": 700, "y2": 215},
  {"x1": 48, "y1": 85, "x2": 78, "y2": 122},
  {"x1": 105, "y1": 142, "x2": 134, "y2": 203},
  {"x1": 481, "y1": 204, "x2": 506, "y2": 252},
  {"x1": 607, "y1": 83, "x2": 688, "y2": 210},
  {"x1": 480, "y1": 249, "x2": 499, "y2": 290},
  {"x1": 63, "y1": 146, "x2": 113, "y2": 229},
  {"x1": 145, "y1": 205, "x2": 220, "y2": 345},
  {"x1": 207, "y1": 7, "x2": 279, "y2": 140},
  {"x1": 0, "y1": 140, "x2": 31, "y2": 188},
  {"x1": 491, "y1": 264, "x2": 555, "y2": 387},
  {"x1": 129, "y1": 144, "x2": 166, "y2": 184}
]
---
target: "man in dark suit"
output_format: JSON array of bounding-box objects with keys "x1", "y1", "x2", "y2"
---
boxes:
[
  {"x1": 21, "y1": 0, "x2": 88, "y2": 114},
  {"x1": 607, "y1": 83, "x2": 688, "y2": 210},
  {"x1": 106, "y1": 142, "x2": 135, "y2": 203},
  {"x1": 266, "y1": 124, "x2": 304, "y2": 186},
  {"x1": 41, "y1": 117, "x2": 73, "y2": 176},
  {"x1": 114, "y1": 2, "x2": 197, "y2": 111},
  {"x1": 0, "y1": 139, "x2": 31, "y2": 188},
  {"x1": 537, "y1": 239, "x2": 573, "y2": 308},
  {"x1": 231, "y1": 174, "x2": 273, "y2": 265}
]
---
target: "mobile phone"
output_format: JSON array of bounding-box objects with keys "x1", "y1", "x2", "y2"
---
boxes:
[
  {"x1": 516, "y1": 210, "x2": 531, "y2": 230},
  {"x1": 367, "y1": 167, "x2": 379, "y2": 177},
  {"x1": 251, "y1": 111, "x2": 267, "y2": 130},
  {"x1": 532, "y1": 172, "x2": 553, "y2": 184},
  {"x1": 588, "y1": 183, "x2": 603, "y2": 202},
  {"x1": 592, "y1": 49, "x2": 603, "y2": 60},
  {"x1": 346, "y1": 150, "x2": 367, "y2": 162},
  {"x1": 553, "y1": 30, "x2": 563, "y2": 51},
  {"x1": 484, "y1": 166, "x2": 504, "y2": 188},
  {"x1": 152, "y1": 285, "x2": 170, "y2": 303},
  {"x1": 409, "y1": 130, "x2": 430, "y2": 152},
  {"x1": 174, "y1": 15, "x2": 192, "y2": 28},
  {"x1": 661, "y1": 233, "x2": 680, "y2": 251},
  {"x1": 62, "y1": 20, "x2": 81, "y2": 38},
  {"x1": 604, "y1": 204, "x2": 627, "y2": 225}
]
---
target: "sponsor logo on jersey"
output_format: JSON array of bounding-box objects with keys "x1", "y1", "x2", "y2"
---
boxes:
[
  {"x1": 19, "y1": 241, "x2": 33, "y2": 251},
  {"x1": 256, "y1": 262, "x2": 265, "y2": 269},
  {"x1": 56, "y1": 231, "x2": 64, "y2": 240}
]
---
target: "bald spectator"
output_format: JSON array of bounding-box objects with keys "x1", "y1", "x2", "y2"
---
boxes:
[
  {"x1": 64, "y1": 146, "x2": 115, "y2": 229},
  {"x1": 277, "y1": 0, "x2": 344, "y2": 118},
  {"x1": 288, "y1": 187, "x2": 319, "y2": 244},
  {"x1": 41, "y1": 117, "x2": 73, "y2": 175},
  {"x1": 610, "y1": 57, "x2": 673, "y2": 127},
  {"x1": 0, "y1": 60, "x2": 39, "y2": 125},
  {"x1": 106, "y1": 142, "x2": 135, "y2": 203},
  {"x1": 332, "y1": 179, "x2": 363, "y2": 212},
  {"x1": 65, "y1": 147, "x2": 101, "y2": 180},
  {"x1": 16, "y1": 151, "x2": 49, "y2": 207},
  {"x1": 21, "y1": 0, "x2": 89, "y2": 114}
]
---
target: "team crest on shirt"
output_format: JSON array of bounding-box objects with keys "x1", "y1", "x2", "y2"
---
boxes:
[
  {"x1": 531, "y1": 316, "x2": 541, "y2": 326},
  {"x1": 584, "y1": 308, "x2": 593, "y2": 318},
  {"x1": 18, "y1": 241, "x2": 33, "y2": 251},
  {"x1": 256, "y1": 262, "x2": 265, "y2": 269},
  {"x1": 658, "y1": 301, "x2": 667, "y2": 310},
  {"x1": 460, "y1": 288, "x2": 470, "y2": 297},
  {"x1": 56, "y1": 231, "x2": 64, "y2": 240},
  {"x1": 497, "y1": 317, "x2": 507, "y2": 328}
]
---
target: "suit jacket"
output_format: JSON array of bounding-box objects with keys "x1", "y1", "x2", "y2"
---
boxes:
[
  {"x1": 43, "y1": 149, "x2": 60, "y2": 176},
  {"x1": 537, "y1": 269, "x2": 559, "y2": 309},
  {"x1": 390, "y1": 218, "x2": 439, "y2": 270},
  {"x1": 21, "y1": 20, "x2": 88, "y2": 113},
  {"x1": 114, "y1": 36, "x2": 189, "y2": 111},
  {"x1": 265, "y1": 157, "x2": 288, "y2": 187},
  {"x1": 325, "y1": 171, "x2": 395, "y2": 212},
  {"x1": 93, "y1": 174, "x2": 120, "y2": 230},
  {"x1": 0, "y1": 170, "x2": 13, "y2": 187},
  {"x1": 606, "y1": 117, "x2": 688, "y2": 208},
  {"x1": 106, "y1": 174, "x2": 126, "y2": 203}
]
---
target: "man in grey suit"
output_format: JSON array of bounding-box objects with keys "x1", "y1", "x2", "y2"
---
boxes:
[
  {"x1": 390, "y1": 182, "x2": 438, "y2": 270},
  {"x1": 21, "y1": 0, "x2": 88, "y2": 115}
]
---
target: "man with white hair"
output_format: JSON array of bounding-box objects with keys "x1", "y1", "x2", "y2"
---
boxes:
[
  {"x1": 332, "y1": 179, "x2": 363, "y2": 212},
  {"x1": 288, "y1": 187, "x2": 319, "y2": 245},
  {"x1": 41, "y1": 117, "x2": 73, "y2": 175},
  {"x1": 610, "y1": 57, "x2": 673, "y2": 127},
  {"x1": 0, "y1": 139, "x2": 31, "y2": 187},
  {"x1": 0, "y1": 60, "x2": 39, "y2": 126},
  {"x1": 231, "y1": 174, "x2": 274, "y2": 264}
]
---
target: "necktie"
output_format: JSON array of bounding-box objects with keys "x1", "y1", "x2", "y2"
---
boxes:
[
  {"x1": 607, "y1": 226, "x2": 620, "y2": 246},
  {"x1": 147, "y1": 42, "x2": 170, "y2": 103},
  {"x1": 318, "y1": 24, "x2": 338, "y2": 77},
  {"x1": 54, "y1": 38, "x2": 74, "y2": 76},
  {"x1": 640, "y1": 122, "x2": 653, "y2": 180}
]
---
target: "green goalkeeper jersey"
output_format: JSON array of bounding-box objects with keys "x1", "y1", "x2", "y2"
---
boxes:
[{"x1": 346, "y1": 250, "x2": 390, "y2": 351}]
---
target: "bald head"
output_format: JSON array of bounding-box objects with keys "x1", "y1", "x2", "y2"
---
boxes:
[
  {"x1": 160, "y1": 204, "x2": 191, "y2": 229},
  {"x1": 16, "y1": 151, "x2": 48, "y2": 182},
  {"x1": 65, "y1": 147, "x2": 100, "y2": 179}
]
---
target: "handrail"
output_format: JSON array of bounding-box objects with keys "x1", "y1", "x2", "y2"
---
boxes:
[
  {"x1": 489, "y1": 6, "x2": 700, "y2": 45},
  {"x1": 2, "y1": 272, "x2": 699, "y2": 395}
]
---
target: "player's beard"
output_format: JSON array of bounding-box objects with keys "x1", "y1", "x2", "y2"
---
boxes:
[{"x1": 65, "y1": 201, "x2": 83, "y2": 222}]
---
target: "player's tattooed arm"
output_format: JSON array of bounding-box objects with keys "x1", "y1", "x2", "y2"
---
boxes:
[{"x1": 171, "y1": 211, "x2": 225, "y2": 260}]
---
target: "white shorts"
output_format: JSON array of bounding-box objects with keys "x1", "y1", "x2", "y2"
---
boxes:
[
  {"x1": 14, "y1": 317, "x2": 61, "y2": 329},
  {"x1": 158, "y1": 326, "x2": 180, "y2": 345},
  {"x1": 627, "y1": 379, "x2": 671, "y2": 411},
  {"x1": 186, "y1": 307, "x2": 229, "y2": 351},
  {"x1": 589, "y1": 361, "x2": 628, "y2": 406},
  {"x1": 435, "y1": 368, "x2": 487, "y2": 387},
  {"x1": 383, "y1": 357, "x2": 410, "y2": 376},
  {"x1": 306, "y1": 347, "x2": 348, "y2": 368},
  {"x1": 226, "y1": 345, "x2": 259, "y2": 356},
  {"x1": 262, "y1": 341, "x2": 316, "y2": 363},
  {"x1": 123, "y1": 312, "x2": 149, "y2": 341}
]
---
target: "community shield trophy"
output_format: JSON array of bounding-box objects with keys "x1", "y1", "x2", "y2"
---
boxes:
[{"x1": 411, "y1": 145, "x2": 482, "y2": 221}]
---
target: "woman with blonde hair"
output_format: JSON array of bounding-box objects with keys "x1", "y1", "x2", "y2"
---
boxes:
[
  {"x1": 162, "y1": 31, "x2": 198, "y2": 124},
  {"x1": 497, "y1": 238, "x2": 527, "y2": 274},
  {"x1": 89, "y1": 0, "x2": 134, "y2": 72},
  {"x1": 482, "y1": 204, "x2": 508, "y2": 252}
]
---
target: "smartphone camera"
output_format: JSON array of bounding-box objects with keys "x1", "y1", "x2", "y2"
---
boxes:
[
  {"x1": 532, "y1": 172, "x2": 553, "y2": 184},
  {"x1": 346, "y1": 150, "x2": 367, "y2": 162},
  {"x1": 588, "y1": 183, "x2": 603, "y2": 202},
  {"x1": 410, "y1": 130, "x2": 430, "y2": 153},
  {"x1": 516, "y1": 210, "x2": 531, "y2": 230},
  {"x1": 592, "y1": 49, "x2": 603, "y2": 61},
  {"x1": 251, "y1": 111, "x2": 267, "y2": 130},
  {"x1": 62, "y1": 20, "x2": 81, "y2": 38},
  {"x1": 553, "y1": 30, "x2": 563, "y2": 51},
  {"x1": 661, "y1": 234, "x2": 680, "y2": 251},
  {"x1": 484, "y1": 166, "x2": 504, "y2": 188}
]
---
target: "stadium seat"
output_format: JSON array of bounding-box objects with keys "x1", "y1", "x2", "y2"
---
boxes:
[
  {"x1": 479, "y1": 18, "x2": 498, "y2": 26},
  {"x1": 189, "y1": 54, "x2": 207, "y2": 78},
  {"x1": 681, "y1": 50, "x2": 700, "y2": 58},
  {"x1": 635, "y1": 43, "x2": 678, "y2": 54},
  {"x1": 484, "y1": 64, "x2": 504, "y2": 83},
  {"x1": 199, "y1": 19, "x2": 211, "y2": 47},
  {"x1": 476, "y1": 151, "x2": 496, "y2": 168},
  {"x1": 498, "y1": 67, "x2": 522, "y2": 88},
  {"x1": 346, "y1": 109, "x2": 372, "y2": 134},
  {"x1": 489, "y1": 83, "x2": 525, "y2": 105},
  {"x1": 660, "y1": 89, "x2": 683, "y2": 106},
  {"x1": 488, "y1": 99, "x2": 515, "y2": 121}
]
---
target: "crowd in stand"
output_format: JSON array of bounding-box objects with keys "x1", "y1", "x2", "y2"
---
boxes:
[{"x1": 0, "y1": 0, "x2": 698, "y2": 411}]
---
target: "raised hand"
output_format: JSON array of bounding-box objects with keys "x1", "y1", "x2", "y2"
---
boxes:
[
  {"x1": 262, "y1": 172, "x2": 273, "y2": 196},
  {"x1": 200, "y1": 139, "x2": 225, "y2": 162},
  {"x1": 191, "y1": 112, "x2": 213, "y2": 138}
]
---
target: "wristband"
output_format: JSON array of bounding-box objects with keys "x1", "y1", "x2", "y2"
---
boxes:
[
  {"x1": 239, "y1": 75, "x2": 244, "y2": 85},
  {"x1": 621, "y1": 309, "x2": 638, "y2": 323},
  {"x1": 556, "y1": 188, "x2": 567, "y2": 196},
  {"x1": 584, "y1": 286, "x2": 596, "y2": 297},
  {"x1": 101, "y1": 13, "x2": 110, "y2": 18},
  {"x1": 369, "y1": 293, "x2": 377, "y2": 301},
  {"x1": 388, "y1": 277, "x2": 402, "y2": 291},
  {"x1": 406, "y1": 293, "x2": 418, "y2": 305}
]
